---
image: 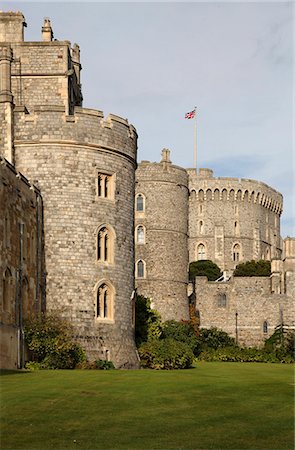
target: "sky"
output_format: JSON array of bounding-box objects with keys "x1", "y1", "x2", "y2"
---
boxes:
[{"x1": 2, "y1": 1, "x2": 294, "y2": 237}]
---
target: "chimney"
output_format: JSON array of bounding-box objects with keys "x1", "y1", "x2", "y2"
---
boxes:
[{"x1": 42, "y1": 18, "x2": 53, "y2": 42}]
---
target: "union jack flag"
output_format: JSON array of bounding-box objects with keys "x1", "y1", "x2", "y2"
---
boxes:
[{"x1": 185, "y1": 109, "x2": 196, "y2": 119}]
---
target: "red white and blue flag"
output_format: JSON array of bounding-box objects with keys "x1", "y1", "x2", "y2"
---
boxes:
[{"x1": 185, "y1": 109, "x2": 196, "y2": 119}]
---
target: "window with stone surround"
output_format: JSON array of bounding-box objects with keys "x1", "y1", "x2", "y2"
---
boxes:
[
  {"x1": 97, "y1": 172, "x2": 114, "y2": 199},
  {"x1": 199, "y1": 221, "x2": 204, "y2": 234},
  {"x1": 197, "y1": 243, "x2": 206, "y2": 260},
  {"x1": 263, "y1": 321, "x2": 268, "y2": 334},
  {"x1": 96, "y1": 282, "x2": 114, "y2": 320},
  {"x1": 136, "y1": 225, "x2": 145, "y2": 244},
  {"x1": 97, "y1": 225, "x2": 114, "y2": 264},
  {"x1": 233, "y1": 243, "x2": 241, "y2": 262},
  {"x1": 217, "y1": 293, "x2": 227, "y2": 308},
  {"x1": 136, "y1": 194, "x2": 145, "y2": 212},
  {"x1": 136, "y1": 260, "x2": 146, "y2": 278}
]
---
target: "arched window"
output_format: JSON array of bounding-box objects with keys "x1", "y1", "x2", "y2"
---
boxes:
[
  {"x1": 217, "y1": 293, "x2": 227, "y2": 308},
  {"x1": 97, "y1": 226, "x2": 114, "y2": 263},
  {"x1": 199, "y1": 221, "x2": 204, "y2": 234},
  {"x1": 136, "y1": 225, "x2": 145, "y2": 244},
  {"x1": 197, "y1": 244, "x2": 206, "y2": 260},
  {"x1": 136, "y1": 260, "x2": 145, "y2": 278},
  {"x1": 96, "y1": 283, "x2": 114, "y2": 320},
  {"x1": 233, "y1": 243, "x2": 241, "y2": 262},
  {"x1": 136, "y1": 194, "x2": 145, "y2": 212},
  {"x1": 263, "y1": 321, "x2": 268, "y2": 334}
]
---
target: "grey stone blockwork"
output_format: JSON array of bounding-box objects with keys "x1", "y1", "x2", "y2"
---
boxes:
[
  {"x1": 135, "y1": 150, "x2": 189, "y2": 321},
  {"x1": 188, "y1": 168, "x2": 283, "y2": 272},
  {"x1": 0, "y1": 11, "x2": 139, "y2": 368}
]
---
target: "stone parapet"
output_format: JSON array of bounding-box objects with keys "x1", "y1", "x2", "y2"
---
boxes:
[{"x1": 14, "y1": 107, "x2": 137, "y2": 164}]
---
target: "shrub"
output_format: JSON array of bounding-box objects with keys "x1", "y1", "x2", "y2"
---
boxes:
[
  {"x1": 161, "y1": 320, "x2": 201, "y2": 356},
  {"x1": 139, "y1": 338, "x2": 194, "y2": 369},
  {"x1": 199, "y1": 327, "x2": 236, "y2": 351},
  {"x1": 135, "y1": 295, "x2": 162, "y2": 347},
  {"x1": 95, "y1": 359, "x2": 115, "y2": 370},
  {"x1": 24, "y1": 313, "x2": 86, "y2": 369},
  {"x1": 198, "y1": 346, "x2": 293, "y2": 363},
  {"x1": 264, "y1": 327, "x2": 294, "y2": 361},
  {"x1": 233, "y1": 260, "x2": 271, "y2": 277},
  {"x1": 189, "y1": 260, "x2": 222, "y2": 281}
]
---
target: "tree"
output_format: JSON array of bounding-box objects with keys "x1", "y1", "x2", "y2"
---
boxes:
[
  {"x1": 233, "y1": 260, "x2": 271, "y2": 277},
  {"x1": 189, "y1": 260, "x2": 222, "y2": 281},
  {"x1": 135, "y1": 295, "x2": 162, "y2": 347}
]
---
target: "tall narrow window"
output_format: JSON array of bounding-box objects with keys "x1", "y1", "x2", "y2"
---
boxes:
[
  {"x1": 263, "y1": 321, "x2": 268, "y2": 334},
  {"x1": 197, "y1": 244, "x2": 206, "y2": 260},
  {"x1": 136, "y1": 194, "x2": 145, "y2": 212},
  {"x1": 3, "y1": 268, "x2": 12, "y2": 313},
  {"x1": 217, "y1": 293, "x2": 227, "y2": 308},
  {"x1": 199, "y1": 221, "x2": 204, "y2": 234},
  {"x1": 96, "y1": 283, "x2": 113, "y2": 320},
  {"x1": 233, "y1": 243, "x2": 241, "y2": 262},
  {"x1": 136, "y1": 260, "x2": 145, "y2": 278},
  {"x1": 97, "y1": 226, "x2": 114, "y2": 264},
  {"x1": 104, "y1": 177, "x2": 109, "y2": 198},
  {"x1": 136, "y1": 225, "x2": 145, "y2": 244},
  {"x1": 98, "y1": 175, "x2": 102, "y2": 197},
  {"x1": 97, "y1": 173, "x2": 113, "y2": 199}
]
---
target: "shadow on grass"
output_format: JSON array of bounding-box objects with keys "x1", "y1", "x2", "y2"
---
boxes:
[{"x1": 0, "y1": 369, "x2": 30, "y2": 376}]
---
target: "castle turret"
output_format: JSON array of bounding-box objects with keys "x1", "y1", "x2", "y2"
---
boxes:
[
  {"x1": 1, "y1": 12, "x2": 139, "y2": 368},
  {"x1": 188, "y1": 168, "x2": 283, "y2": 272},
  {"x1": 135, "y1": 149, "x2": 189, "y2": 321}
]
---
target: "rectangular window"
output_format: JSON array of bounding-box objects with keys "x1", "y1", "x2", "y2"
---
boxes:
[{"x1": 97, "y1": 172, "x2": 114, "y2": 200}]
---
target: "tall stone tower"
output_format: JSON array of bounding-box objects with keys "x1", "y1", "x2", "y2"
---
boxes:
[
  {"x1": 135, "y1": 150, "x2": 189, "y2": 321},
  {"x1": 188, "y1": 168, "x2": 283, "y2": 272},
  {"x1": 0, "y1": 12, "x2": 139, "y2": 368}
]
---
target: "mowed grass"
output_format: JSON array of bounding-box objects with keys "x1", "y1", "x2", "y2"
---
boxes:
[{"x1": 0, "y1": 362, "x2": 294, "y2": 450}]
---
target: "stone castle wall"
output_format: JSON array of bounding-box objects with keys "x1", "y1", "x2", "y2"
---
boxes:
[
  {"x1": 135, "y1": 151, "x2": 189, "y2": 321},
  {"x1": 0, "y1": 11, "x2": 139, "y2": 368},
  {"x1": 0, "y1": 157, "x2": 44, "y2": 368},
  {"x1": 194, "y1": 271, "x2": 295, "y2": 347},
  {"x1": 13, "y1": 106, "x2": 139, "y2": 368},
  {"x1": 188, "y1": 168, "x2": 283, "y2": 272}
]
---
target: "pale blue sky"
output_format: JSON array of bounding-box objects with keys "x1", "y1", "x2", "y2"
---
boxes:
[{"x1": 3, "y1": 1, "x2": 294, "y2": 237}]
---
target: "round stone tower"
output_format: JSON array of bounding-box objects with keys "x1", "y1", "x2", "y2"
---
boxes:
[
  {"x1": 4, "y1": 14, "x2": 139, "y2": 368},
  {"x1": 14, "y1": 107, "x2": 139, "y2": 368},
  {"x1": 135, "y1": 149, "x2": 189, "y2": 321},
  {"x1": 188, "y1": 168, "x2": 283, "y2": 272}
]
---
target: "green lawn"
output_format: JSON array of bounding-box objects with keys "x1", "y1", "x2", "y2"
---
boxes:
[{"x1": 0, "y1": 362, "x2": 294, "y2": 450}]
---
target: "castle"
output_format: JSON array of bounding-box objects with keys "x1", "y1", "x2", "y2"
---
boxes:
[{"x1": 1, "y1": 12, "x2": 294, "y2": 369}]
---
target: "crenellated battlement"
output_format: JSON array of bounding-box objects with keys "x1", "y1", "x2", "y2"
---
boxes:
[
  {"x1": 13, "y1": 105, "x2": 138, "y2": 164},
  {"x1": 188, "y1": 169, "x2": 283, "y2": 215}
]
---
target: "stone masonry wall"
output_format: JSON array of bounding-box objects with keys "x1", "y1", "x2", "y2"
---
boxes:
[
  {"x1": 188, "y1": 168, "x2": 283, "y2": 272},
  {"x1": 13, "y1": 106, "x2": 139, "y2": 368},
  {"x1": 135, "y1": 153, "x2": 189, "y2": 321},
  {"x1": 0, "y1": 157, "x2": 43, "y2": 368},
  {"x1": 194, "y1": 275, "x2": 295, "y2": 347}
]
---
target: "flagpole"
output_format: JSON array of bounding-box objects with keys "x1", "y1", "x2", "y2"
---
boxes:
[{"x1": 194, "y1": 106, "x2": 197, "y2": 172}]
